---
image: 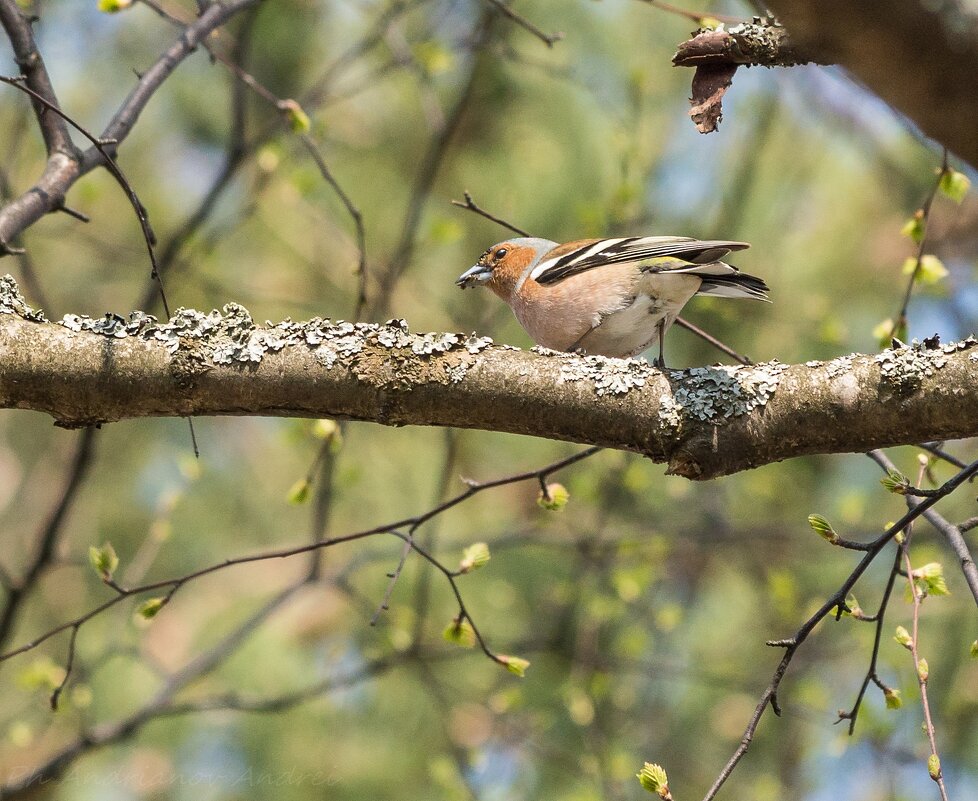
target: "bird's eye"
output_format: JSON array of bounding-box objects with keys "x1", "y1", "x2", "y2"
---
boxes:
[{"x1": 494, "y1": 248, "x2": 508, "y2": 260}]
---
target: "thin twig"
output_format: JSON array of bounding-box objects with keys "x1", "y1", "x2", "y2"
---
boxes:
[
  {"x1": 480, "y1": 0, "x2": 563, "y2": 47},
  {"x1": 0, "y1": 447, "x2": 602, "y2": 665},
  {"x1": 299, "y1": 135, "x2": 369, "y2": 320},
  {"x1": 958, "y1": 516, "x2": 978, "y2": 534},
  {"x1": 701, "y1": 454, "x2": 978, "y2": 801},
  {"x1": 452, "y1": 190, "x2": 531, "y2": 236},
  {"x1": 634, "y1": 0, "x2": 744, "y2": 25},
  {"x1": 0, "y1": 0, "x2": 259, "y2": 251},
  {"x1": 868, "y1": 449, "x2": 978, "y2": 609},
  {"x1": 1, "y1": 583, "x2": 310, "y2": 794},
  {"x1": 0, "y1": 426, "x2": 97, "y2": 652},
  {"x1": 890, "y1": 148, "x2": 948, "y2": 340},
  {"x1": 137, "y1": 0, "x2": 370, "y2": 319},
  {"x1": 898, "y1": 464, "x2": 951, "y2": 801},
  {"x1": 836, "y1": 547, "x2": 902, "y2": 733},
  {"x1": 919, "y1": 442, "x2": 969, "y2": 472},
  {"x1": 674, "y1": 317, "x2": 752, "y2": 365},
  {"x1": 371, "y1": 10, "x2": 492, "y2": 317},
  {"x1": 0, "y1": 75, "x2": 170, "y2": 316},
  {"x1": 48, "y1": 624, "x2": 77, "y2": 710}
]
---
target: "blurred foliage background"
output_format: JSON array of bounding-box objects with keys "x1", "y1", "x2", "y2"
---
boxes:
[{"x1": 1, "y1": 1, "x2": 977, "y2": 799}]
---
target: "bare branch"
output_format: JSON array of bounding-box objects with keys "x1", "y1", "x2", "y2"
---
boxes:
[
  {"x1": 452, "y1": 190, "x2": 531, "y2": 237},
  {"x1": 702, "y1": 455, "x2": 978, "y2": 801},
  {"x1": 0, "y1": 445, "x2": 596, "y2": 667},
  {"x1": 0, "y1": 0, "x2": 76, "y2": 156},
  {"x1": 93, "y1": 0, "x2": 261, "y2": 157},
  {"x1": 480, "y1": 0, "x2": 563, "y2": 47},
  {"x1": 299, "y1": 135, "x2": 369, "y2": 321},
  {"x1": 0, "y1": 0, "x2": 260, "y2": 247},
  {"x1": 868, "y1": 449, "x2": 978, "y2": 609},
  {"x1": 0, "y1": 426, "x2": 97, "y2": 651},
  {"x1": 371, "y1": 11, "x2": 491, "y2": 317}
]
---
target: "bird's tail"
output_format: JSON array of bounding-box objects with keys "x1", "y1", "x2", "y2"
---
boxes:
[{"x1": 696, "y1": 269, "x2": 770, "y2": 302}]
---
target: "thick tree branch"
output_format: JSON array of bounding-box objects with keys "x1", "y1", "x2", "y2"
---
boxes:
[
  {"x1": 671, "y1": 19, "x2": 823, "y2": 133},
  {"x1": 672, "y1": 21, "x2": 814, "y2": 69},
  {"x1": 3, "y1": 276, "x2": 978, "y2": 480},
  {"x1": 764, "y1": 0, "x2": 978, "y2": 168}
]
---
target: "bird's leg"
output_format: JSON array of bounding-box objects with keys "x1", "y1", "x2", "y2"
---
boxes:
[
  {"x1": 653, "y1": 319, "x2": 666, "y2": 369},
  {"x1": 567, "y1": 331, "x2": 590, "y2": 355}
]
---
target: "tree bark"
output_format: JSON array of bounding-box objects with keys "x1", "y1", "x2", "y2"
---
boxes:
[
  {"x1": 3, "y1": 277, "x2": 978, "y2": 480},
  {"x1": 765, "y1": 0, "x2": 978, "y2": 168}
]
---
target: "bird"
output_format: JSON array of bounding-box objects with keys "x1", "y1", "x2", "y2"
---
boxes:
[{"x1": 456, "y1": 235, "x2": 769, "y2": 367}]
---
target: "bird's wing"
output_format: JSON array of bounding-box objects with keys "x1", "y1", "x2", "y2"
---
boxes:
[{"x1": 530, "y1": 236, "x2": 750, "y2": 286}]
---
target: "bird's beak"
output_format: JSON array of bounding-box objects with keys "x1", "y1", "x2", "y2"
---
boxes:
[{"x1": 456, "y1": 264, "x2": 492, "y2": 289}]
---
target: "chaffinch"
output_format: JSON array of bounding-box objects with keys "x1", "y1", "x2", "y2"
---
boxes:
[{"x1": 456, "y1": 236, "x2": 769, "y2": 366}]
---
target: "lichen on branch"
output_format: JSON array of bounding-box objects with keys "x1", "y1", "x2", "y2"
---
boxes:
[{"x1": 3, "y1": 275, "x2": 978, "y2": 481}]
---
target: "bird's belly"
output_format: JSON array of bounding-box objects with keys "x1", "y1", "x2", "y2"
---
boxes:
[{"x1": 579, "y1": 279, "x2": 700, "y2": 358}]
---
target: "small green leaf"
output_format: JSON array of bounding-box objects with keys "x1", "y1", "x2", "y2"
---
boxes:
[
  {"x1": 88, "y1": 542, "x2": 119, "y2": 580},
  {"x1": 894, "y1": 625, "x2": 913, "y2": 649},
  {"x1": 426, "y1": 217, "x2": 464, "y2": 246},
  {"x1": 459, "y1": 542, "x2": 490, "y2": 574},
  {"x1": 498, "y1": 654, "x2": 530, "y2": 677},
  {"x1": 807, "y1": 514, "x2": 838, "y2": 544},
  {"x1": 901, "y1": 214, "x2": 925, "y2": 244},
  {"x1": 880, "y1": 470, "x2": 910, "y2": 495},
  {"x1": 287, "y1": 478, "x2": 310, "y2": 505},
  {"x1": 413, "y1": 41, "x2": 454, "y2": 76},
  {"x1": 884, "y1": 687, "x2": 903, "y2": 709},
  {"x1": 917, "y1": 658, "x2": 929, "y2": 682},
  {"x1": 312, "y1": 419, "x2": 340, "y2": 441},
  {"x1": 903, "y1": 255, "x2": 948, "y2": 285},
  {"x1": 16, "y1": 657, "x2": 65, "y2": 691},
  {"x1": 840, "y1": 593, "x2": 864, "y2": 619},
  {"x1": 637, "y1": 763, "x2": 671, "y2": 798},
  {"x1": 912, "y1": 562, "x2": 950, "y2": 596},
  {"x1": 98, "y1": 0, "x2": 132, "y2": 11},
  {"x1": 136, "y1": 597, "x2": 166, "y2": 620},
  {"x1": 928, "y1": 753, "x2": 942, "y2": 780},
  {"x1": 280, "y1": 99, "x2": 311, "y2": 134},
  {"x1": 970, "y1": 640, "x2": 978, "y2": 658},
  {"x1": 537, "y1": 482, "x2": 569, "y2": 511},
  {"x1": 873, "y1": 317, "x2": 906, "y2": 348},
  {"x1": 442, "y1": 618, "x2": 476, "y2": 648},
  {"x1": 918, "y1": 254, "x2": 949, "y2": 284},
  {"x1": 939, "y1": 169, "x2": 970, "y2": 203}
]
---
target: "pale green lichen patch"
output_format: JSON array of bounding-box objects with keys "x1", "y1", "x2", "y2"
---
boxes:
[
  {"x1": 0, "y1": 274, "x2": 493, "y2": 380},
  {"x1": 0, "y1": 274, "x2": 46, "y2": 321},
  {"x1": 552, "y1": 351, "x2": 654, "y2": 396},
  {"x1": 873, "y1": 338, "x2": 974, "y2": 391},
  {"x1": 672, "y1": 361, "x2": 787, "y2": 421},
  {"x1": 658, "y1": 394, "x2": 683, "y2": 429},
  {"x1": 825, "y1": 354, "x2": 857, "y2": 379},
  {"x1": 724, "y1": 20, "x2": 797, "y2": 64},
  {"x1": 546, "y1": 339, "x2": 785, "y2": 420}
]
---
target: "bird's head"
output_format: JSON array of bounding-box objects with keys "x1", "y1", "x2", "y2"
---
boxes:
[{"x1": 456, "y1": 238, "x2": 556, "y2": 302}]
